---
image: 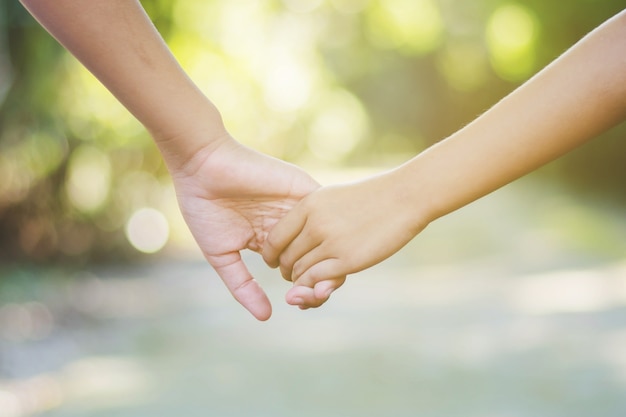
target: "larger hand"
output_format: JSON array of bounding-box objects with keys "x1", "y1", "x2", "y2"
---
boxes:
[{"x1": 171, "y1": 135, "x2": 319, "y2": 320}]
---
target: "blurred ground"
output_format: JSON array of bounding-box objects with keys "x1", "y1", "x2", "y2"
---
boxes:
[{"x1": 1, "y1": 174, "x2": 626, "y2": 417}]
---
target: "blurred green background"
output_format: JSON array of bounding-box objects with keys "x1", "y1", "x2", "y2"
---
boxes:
[
  {"x1": 1, "y1": 1, "x2": 626, "y2": 417},
  {"x1": 0, "y1": 0, "x2": 624, "y2": 263}
]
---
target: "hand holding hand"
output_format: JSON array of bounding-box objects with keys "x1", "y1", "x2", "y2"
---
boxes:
[
  {"x1": 263, "y1": 169, "x2": 429, "y2": 309},
  {"x1": 170, "y1": 135, "x2": 319, "y2": 320}
]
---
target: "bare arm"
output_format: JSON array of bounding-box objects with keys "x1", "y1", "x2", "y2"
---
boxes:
[
  {"x1": 20, "y1": 0, "x2": 224, "y2": 168},
  {"x1": 417, "y1": 9, "x2": 626, "y2": 221},
  {"x1": 21, "y1": 0, "x2": 320, "y2": 320},
  {"x1": 264, "y1": 10, "x2": 626, "y2": 309}
]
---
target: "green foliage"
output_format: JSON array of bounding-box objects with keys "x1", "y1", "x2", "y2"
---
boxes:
[{"x1": 0, "y1": 0, "x2": 624, "y2": 263}]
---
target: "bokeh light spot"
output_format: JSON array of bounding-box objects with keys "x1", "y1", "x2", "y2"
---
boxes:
[
  {"x1": 486, "y1": 3, "x2": 538, "y2": 81},
  {"x1": 367, "y1": 0, "x2": 443, "y2": 55},
  {"x1": 307, "y1": 90, "x2": 369, "y2": 162},
  {"x1": 125, "y1": 208, "x2": 170, "y2": 254},
  {"x1": 263, "y1": 58, "x2": 313, "y2": 112},
  {"x1": 65, "y1": 146, "x2": 111, "y2": 213}
]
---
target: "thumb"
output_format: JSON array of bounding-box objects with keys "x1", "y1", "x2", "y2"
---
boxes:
[{"x1": 206, "y1": 251, "x2": 272, "y2": 321}]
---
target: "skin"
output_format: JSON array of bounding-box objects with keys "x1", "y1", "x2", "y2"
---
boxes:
[
  {"x1": 20, "y1": 0, "x2": 320, "y2": 320},
  {"x1": 263, "y1": 10, "x2": 626, "y2": 309}
]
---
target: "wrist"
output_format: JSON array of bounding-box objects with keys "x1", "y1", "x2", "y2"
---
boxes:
[
  {"x1": 150, "y1": 105, "x2": 231, "y2": 175},
  {"x1": 395, "y1": 130, "x2": 497, "y2": 225},
  {"x1": 389, "y1": 150, "x2": 447, "y2": 229},
  {"x1": 380, "y1": 165, "x2": 436, "y2": 238}
]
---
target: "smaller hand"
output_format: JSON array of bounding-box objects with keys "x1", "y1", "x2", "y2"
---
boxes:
[{"x1": 263, "y1": 170, "x2": 428, "y2": 309}]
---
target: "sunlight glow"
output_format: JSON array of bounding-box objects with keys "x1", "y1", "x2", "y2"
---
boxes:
[
  {"x1": 307, "y1": 90, "x2": 369, "y2": 162},
  {"x1": 65, "y1": 146, "x2": 111, "y2": 213},
  {"x1": 218, "y1": 1, "x2": 270, "y2": 59},
  {"x1": 367, "y1": 0, "x2": 443, "y2": 55},
  {"x1": 263, "y1": 58, "x2": 314, "y2": 112},
  {"x1": 486, "y1": 3, "x2": 538, "y2": 81},
  {"x1": 260, "y1": 12, "x2": 321, "y2": 113},
  {"x1": 125, "y1": 208, "x2": 170, "y2": 254}
]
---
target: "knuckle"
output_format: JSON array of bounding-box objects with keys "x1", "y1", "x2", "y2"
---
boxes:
[
  {"x1": 263, "y1": 234, "x2": 279, "y2": 254},
  {"x1": 261, "y1": 242, "x2": 279, "y2": 268},
  {"x1": 300, "y1": 193, "x2": 317, "y2": 209},
  {"x1": 278, "y1": 252, "x2": 294, "y2": 270},
  {"x1": 291, "y1": 260, "x2": 307, "y2": 280},
  {"x1": 279, "y1": 266, "x2": 292, "y2": 281}
]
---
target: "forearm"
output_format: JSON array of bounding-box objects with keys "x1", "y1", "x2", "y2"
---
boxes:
[
  {"x1": 20, "y1": 0, "x2": 227, "y2": 169},
  {"x1": 403, "y1": 10, "x2": 626, "y2": 224}
]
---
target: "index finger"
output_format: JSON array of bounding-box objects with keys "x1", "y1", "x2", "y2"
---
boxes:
[{"x1": 206, "y1": 251, "x2": 272, "y2": 321}]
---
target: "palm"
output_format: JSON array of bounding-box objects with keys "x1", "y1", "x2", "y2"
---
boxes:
[{"x1": 171, "y1": 139, "x2": 319, "y2": 320}]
